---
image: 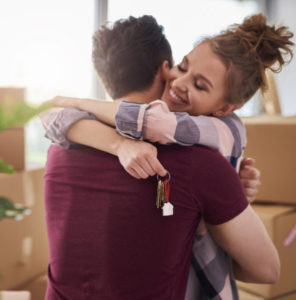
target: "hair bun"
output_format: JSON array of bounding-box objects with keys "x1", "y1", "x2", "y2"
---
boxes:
[{"x1": 237, "y1": 13, "x2": 294, "y2": 72}]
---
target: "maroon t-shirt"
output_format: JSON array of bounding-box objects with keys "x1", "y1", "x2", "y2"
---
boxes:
[{"x1": 44, "y1": 144, "x2": 247, "y2": 300}]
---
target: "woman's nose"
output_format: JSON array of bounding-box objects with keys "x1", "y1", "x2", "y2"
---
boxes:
[{"x1": 172, "y1": 75, "x2": 188, "y2": 93}]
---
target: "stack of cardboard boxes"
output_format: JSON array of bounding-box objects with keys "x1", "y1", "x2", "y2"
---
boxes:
[
  {"x1": 238, "y1": 115, "x2": 296, "y2": 300},
  {"x1": 0, "y1": 88, "x2": 48, "y2": 300}
]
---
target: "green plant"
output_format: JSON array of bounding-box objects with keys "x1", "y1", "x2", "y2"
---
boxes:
[{"x1": 0, "y1": 101, "x2": 50, "y2": 221}]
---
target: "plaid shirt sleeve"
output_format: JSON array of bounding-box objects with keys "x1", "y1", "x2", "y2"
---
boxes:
[
  {"x1": 115, "y1": 100, "x2": 246, "y2": 168},
  {"x1": 45, "y1": 108, "x2": 97, "y2": 149}
]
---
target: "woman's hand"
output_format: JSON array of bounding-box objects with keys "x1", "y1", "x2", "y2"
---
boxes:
[
  {"x1": 116, "y1": 139, "x2": 167, "y2": 179},
  {"x1": 239, "y1": 157, "x2": 261, "y2": 203}
]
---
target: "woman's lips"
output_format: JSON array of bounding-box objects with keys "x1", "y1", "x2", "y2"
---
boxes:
[{"x1": 167, "y1": 89, "x2": 187, "y2": 105}]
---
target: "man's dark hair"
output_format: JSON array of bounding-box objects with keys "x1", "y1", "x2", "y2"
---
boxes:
[{"x1": 92, "y1": 15, "x2": 173, "y2": 99}]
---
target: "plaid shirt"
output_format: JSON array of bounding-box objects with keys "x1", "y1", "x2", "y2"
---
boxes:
[{"x1": 45, "y1": 100, "x2": 247, "y2": 300}]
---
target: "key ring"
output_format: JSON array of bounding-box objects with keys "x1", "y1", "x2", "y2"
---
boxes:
[{"x1": 157, "y1": 171, "x2": 171, "y2": 182}]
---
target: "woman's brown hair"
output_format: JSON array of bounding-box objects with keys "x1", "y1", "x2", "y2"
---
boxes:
[{"x1": 204, "y1": 13, "x2": 294, "y2": 106}]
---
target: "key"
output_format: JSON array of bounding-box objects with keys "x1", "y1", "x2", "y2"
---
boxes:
[
  {"x1": 156, "y1": 179, "x2": 163, "y2": 209},
  {"x1": 156, "y1": 173, "x2": 174, "y2": 216},
  {"x1": 160, "y1": 178, "x2": 165, "y2": 208},
  {"x1": 156, "y1": 176, "x2": 166, "y2": 209}
]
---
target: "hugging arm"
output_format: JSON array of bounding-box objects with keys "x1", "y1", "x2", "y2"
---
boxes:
[
  {"x1": 44, "y1": 96, "x2": 260, "y2": 199},
  {"x1": 48, "y1": 97, "x2": 246, "y2": 165},
  {"x1": 48, "y1": 96, "x2": 246, "y2": 158},
  {"x1": 67, "y1": 119, "x2": 167, "y2": 179},
  {"x1": 42, "y1": 106, "x2": 167, "y2": 178},
  {"x1": 47, "y1": 96, "x2": 119, "y2": 126},
  {"x1": 116, "y1": 100, "x2": 246, "y2": 163},
  {"x1": 116, "y1": 100, "x2": 262, "y2": 199}
]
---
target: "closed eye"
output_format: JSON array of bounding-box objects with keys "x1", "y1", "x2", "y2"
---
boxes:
[
  {"x1": 195, "y1": 82, "x2": 207, "y2": 91},
  {"x1": 177, "y1": 65, "x2": 186, "y2": 72}
]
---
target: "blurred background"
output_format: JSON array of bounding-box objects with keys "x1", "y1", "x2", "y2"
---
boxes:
[{"x1": 0, "y1": 0, "x2": 295, "y2": 166}]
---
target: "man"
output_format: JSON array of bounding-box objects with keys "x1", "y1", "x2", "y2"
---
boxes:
[{"x1": 44, "y1": 16, "x2": 276, "y2": 300}]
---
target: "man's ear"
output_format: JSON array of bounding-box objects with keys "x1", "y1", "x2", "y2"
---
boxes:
[
  {"x1": 213, "y1": 103, "x2": 238, "y2": 117},
  {"x1": 159, "y1": 60, "x2": 170, "y2": 82}
]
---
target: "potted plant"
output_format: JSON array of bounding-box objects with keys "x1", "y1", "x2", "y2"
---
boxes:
[{"x1": 0, "y1": 100, "x2": 49, "y2": 300}]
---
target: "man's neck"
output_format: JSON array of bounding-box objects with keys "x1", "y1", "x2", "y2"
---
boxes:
[
  {"x1": 115, "y1": 83, "x2": 163, "y2": 104},
  {"x1": 115, "y1": 91, "x2": 156, "y2": 104}
]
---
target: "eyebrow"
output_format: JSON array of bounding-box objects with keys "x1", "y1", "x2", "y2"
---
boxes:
[{"x1": 185, "y1": 55, "x2": 214, "y2": 89}]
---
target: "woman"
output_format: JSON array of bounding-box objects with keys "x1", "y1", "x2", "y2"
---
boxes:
[{"x1": 44, "y1": 14, "x2": 292, "y2": 299}]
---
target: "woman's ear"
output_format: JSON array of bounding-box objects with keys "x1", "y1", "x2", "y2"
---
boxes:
[{"x1": 213, "y1": 103, "x2": 238, "y2": 117}]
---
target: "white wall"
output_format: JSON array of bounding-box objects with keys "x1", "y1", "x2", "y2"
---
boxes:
[{"x1": 270, "y1": 0, "x2": 296, "y2": 115}]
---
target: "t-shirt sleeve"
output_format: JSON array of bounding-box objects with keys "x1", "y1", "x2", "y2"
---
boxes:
[
  {"x1": 191, "y1": 147, "x2": 248, "y2": 225},
  {"x1": 45, "y1": 107, "x2": 98, "y2": 149}
]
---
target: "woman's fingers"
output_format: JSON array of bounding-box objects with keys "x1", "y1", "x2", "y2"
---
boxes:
[
  {"x1": 146, "y1": 154, "x2": 167, "y2": 177},
  {"x1": 241, "y1": 177, "x2": 261, "y2": 203},
  {"x1": 126, "y1": 167, "x2": 141, "y2": 179},
  {"x1": 241, "y1": 178, "x2": 261, "y2": 189},
  {"x1": 240, "y1": 167, "x2": 261, "y2": 180},
  {"x1": 130, "y1": 163, "x2": 150, "y2": 179},
  {"x1": 128, "y1": 155, "x2": 167, "y2": 179},
  {"x1": 244, "y1": 188, "x2": 257, "y2": 203},
  {"x1": 138, "y1": 157, "x2": 157, "y2": 176},
  {"x1": 239, "y1": 160, "x2": 261, "y2": 203},
  {"x1": 117, "y1": 139, "x2": 167, "y2": 179},
  {"x1": 240, "y1": 157, "x2": 255, "y2": 167}
]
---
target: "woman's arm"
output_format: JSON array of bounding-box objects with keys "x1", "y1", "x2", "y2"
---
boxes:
[
  {"x1": 42, "y1": 107, "x2": 167, "y2": 178},
  {"x1": 48, "y1": 96, "x2": 119, "y2": 126},
  {"x1": 45, "y1": 97, "x2": 261, "y2": 197},
  {"x1": 48, "y1": 97, "x2": 245, "y2": 151},
  {"x1": 207, "y1": 205, "x2": 280, "y2": 283},
  {"x1": 67, "y1": 119, "x2": 167, "y2": 179},
  {"x1": 49, "y1": 97, "x2": 246, "y2": 165}
]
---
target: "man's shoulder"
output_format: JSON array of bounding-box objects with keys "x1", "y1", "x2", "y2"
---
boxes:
[
  {"x1": 157, "y1": 144, "x2": 232, "y2": 177},
  {"x1": 189, "y1": 145, "x2": 236, "y2": 175},
  {"x1": 47, "y1": 143, "x2": 116, "y2": 167},
  {"x1": 157, "y1": 144, "x2": 226, "y2": 163}
]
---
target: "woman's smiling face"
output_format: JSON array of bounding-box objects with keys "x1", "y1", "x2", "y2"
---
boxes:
[{"x1": 161, "y1": 42, "x2": 233, "y2": 116}]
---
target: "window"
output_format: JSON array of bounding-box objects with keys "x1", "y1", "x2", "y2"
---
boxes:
[
  {"x1": 0, "y1": 0, "x2": 96, "y2": 165},
  {"x1": 108, "y1": 0, "x2": 259, "y2": 116}
]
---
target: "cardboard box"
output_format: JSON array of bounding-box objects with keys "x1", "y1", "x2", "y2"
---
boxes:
[
  {"x1": 18, "y1": 273, "x2": 47, "y2": 300},
  {"x1": 242, "y1": 115, "x2": 296, "y2": 204},
  {"x1": 0, "y1": 87, "x2": 25, "y2": 108},
  {"x1": 0, "y1": 128, "x2": 25, "y2": 171},
  {"x1": 237, "y1": 204, "x2": 296, "y2": 298},
  {"x1": 239, "y1": 289, "x2": 296, "y2": 300},
  {"x1": 0, "y1": 87, "x2": 26, "y2": 171},
  {"x1": 0, "y1": 168, "x2": 49, "y2": 290}
]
